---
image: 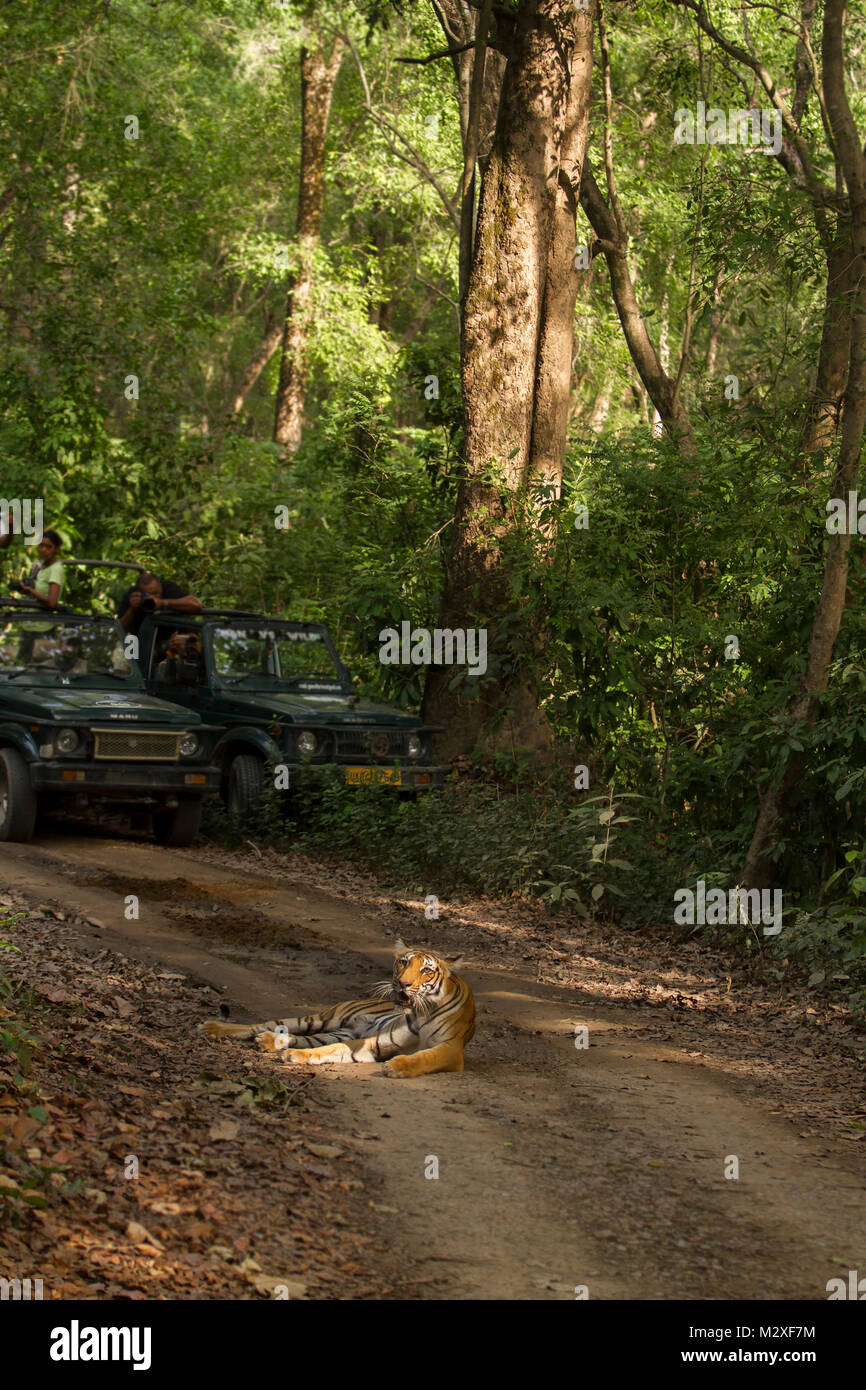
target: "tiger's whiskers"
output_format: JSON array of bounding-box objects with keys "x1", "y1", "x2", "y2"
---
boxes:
[{"x1": 371, "y1": 980, "x2": 397, "y2": 1000}]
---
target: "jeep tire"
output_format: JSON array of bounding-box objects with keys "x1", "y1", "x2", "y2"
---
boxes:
[
  {"x1": 226, "y1": 752, "x2": 266, "y2": 821},
  {"x1": 0, "y1": 747, "x2": 38, "y2": 842}
]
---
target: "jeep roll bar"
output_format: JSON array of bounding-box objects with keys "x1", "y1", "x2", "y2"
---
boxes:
[{"x1": 66, "y1": 559, "x2": 143, "y2": 572}]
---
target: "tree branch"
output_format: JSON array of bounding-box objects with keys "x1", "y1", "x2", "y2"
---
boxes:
[
  {"x1": 397, "y1": 41, "x2": 475, "y2": 64},
  {"x1": 598, "y1": 1, "x2": 627, "y2": 243},
  {"x1": 670, "y1": 0, "x2": 832, "y2": 242},
  {"x1": 342, "y1": 31, "x2": 461, "y2": 233}
]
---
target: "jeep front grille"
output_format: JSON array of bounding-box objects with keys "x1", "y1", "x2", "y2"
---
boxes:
[
  {"x1": 332, "y1": 729, "x2": 413, "y2": 760},
  {"x1": 93, "y1": 729, "x2": 183, "y2": 762}
]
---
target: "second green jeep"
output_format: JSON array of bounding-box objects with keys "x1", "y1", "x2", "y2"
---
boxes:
[{"x1": 136, "y1": 610, "x2": 444, "y2": 819}]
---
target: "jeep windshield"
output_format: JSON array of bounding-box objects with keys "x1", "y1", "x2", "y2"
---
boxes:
[
  {"x1": 211, "y1": 625, "x2": 341, "y2": 688},
  {"x1": 0, "y1": 615, "x2": 138, "y2": 685}
]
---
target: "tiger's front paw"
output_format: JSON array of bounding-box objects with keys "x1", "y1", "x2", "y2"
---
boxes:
[
  {"x1": 283, "y1": 1048, "x2": 315, "y2": 1065},
  {"x1": 384, "y1": 1055, "x2": 414, "y2": 1078},
  {"x1": 283, "y1": 1043, "x2": 349, "y2": 1066}
]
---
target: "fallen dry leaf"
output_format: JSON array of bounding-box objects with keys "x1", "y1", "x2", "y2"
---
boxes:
[
  {"x1": 208, "y1": 1119, "x2": 239, "y2": 1142},
  {"x1": 307, "y1": 1142, "x2": 343, "y2": 1159},
  {"x1": 126, "y1": 1220, "x2": 162, "y2": 1249}
]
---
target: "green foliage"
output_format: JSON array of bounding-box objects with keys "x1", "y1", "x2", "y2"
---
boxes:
[
  {"x1": 531, "y1": 790, "x2": 644, "y2": 915},
  {"x1": 281, "y1": 773, "x2": 654, "y2": 916}
]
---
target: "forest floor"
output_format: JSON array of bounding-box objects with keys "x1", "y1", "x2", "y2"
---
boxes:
[{"x1": 0, "y1": 825, "x2": 864, "y2": 1300}]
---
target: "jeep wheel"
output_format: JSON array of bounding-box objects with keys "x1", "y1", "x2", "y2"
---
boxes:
[
  {"x1": 0, "y1": 747, "x2": 38, "y2": 842},
  {"x1": 226, "y1": 753, "x2": 266, "y2": 821},
  {"x1": 152, "y1": 797, "x2": 202, "y2": 847}
]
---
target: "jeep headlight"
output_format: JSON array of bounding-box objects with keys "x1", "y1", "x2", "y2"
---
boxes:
[
  {"x1": 296, "y1": 730, "x2": 317, "y2": 757},
  {"x1": 56, "y1": 727, "x2": 80, "y2": 756},
  {"x1": 407, "y1": 733, "x2": 423, "y2": 759},
  {"x1": 179, "y1": 732, "x2": 199, "y2": 758}
]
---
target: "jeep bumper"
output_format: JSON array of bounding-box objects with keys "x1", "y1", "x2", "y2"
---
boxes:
[{"x1": 30, "y1": 762, "x2": 222, "y2": 797}]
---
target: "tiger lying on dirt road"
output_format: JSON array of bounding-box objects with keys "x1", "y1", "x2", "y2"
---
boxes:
[{"x1": 201, "y1": 939, "x2": 475, "y2": 1078}]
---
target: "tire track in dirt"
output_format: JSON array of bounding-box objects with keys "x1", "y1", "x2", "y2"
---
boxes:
[{"x1": 1, "y1": 833, "x2": 863, "y2": 1300}]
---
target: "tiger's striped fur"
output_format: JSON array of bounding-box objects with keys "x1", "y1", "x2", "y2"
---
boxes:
[{"x1": 201, "y1": 939, "x2": 475, "y2": 1077}]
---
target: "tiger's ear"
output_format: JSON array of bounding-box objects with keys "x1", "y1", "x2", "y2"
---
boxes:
[
  {"x1": 393, "y1": 937, "x2": 407, "y2": 956},
  {"x1": 443, "y1": 953, "x2": 464, "y2": 970}
]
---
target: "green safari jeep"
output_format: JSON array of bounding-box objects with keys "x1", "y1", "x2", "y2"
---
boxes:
[
  {"x1": 0, "y1": 605, "x2": 222, "y2": 845},
  {"x1": 135, "y1": 609, "x2": 444, "y2": 819}
]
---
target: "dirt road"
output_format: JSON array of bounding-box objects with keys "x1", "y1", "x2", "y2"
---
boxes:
[{"x1": 2, "y1": 830, "x2": 863, "y2": 1300}]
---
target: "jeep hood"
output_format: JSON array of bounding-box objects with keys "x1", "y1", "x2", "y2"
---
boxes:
[
  {"x1": 0, "y1": 687, "x2": 205, "y2": 726},
  {"x1": 214, "y1": 689, "x2": 424, "y2": 727}
]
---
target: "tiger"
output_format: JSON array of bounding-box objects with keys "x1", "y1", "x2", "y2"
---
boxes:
[{"x1": 200, "y1": 938, "x2": 475, "y2": 1078}]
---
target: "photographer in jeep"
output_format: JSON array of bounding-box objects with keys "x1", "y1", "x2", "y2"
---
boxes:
[
  {"x1": 155, "y1": 631, "x2": 203, "y2": 685},
  {"x1": 118, "y1": 572, "x2": 203, "y2": 637}
]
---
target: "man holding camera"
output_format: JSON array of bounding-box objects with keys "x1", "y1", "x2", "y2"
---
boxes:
[
  {"x1": 155, "y1": 631, "x2": 203, "y2": 685},
  {"x1": 117, "y1": 572, "x2": 203, "y2": 637}
]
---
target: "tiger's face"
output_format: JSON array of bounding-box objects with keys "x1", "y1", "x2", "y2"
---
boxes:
[{"x1": 390, "y1": 939, "x2": 463, "y2": 1013}]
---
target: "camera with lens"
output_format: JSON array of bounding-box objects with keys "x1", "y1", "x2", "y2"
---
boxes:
[
  {"x1": 140, "y1": 595, "x2": 158, "y2": 612},
  {"x1": 8, "y1": 579, "x2": 25, "y2": 594},
  {"x1": 157, "y1": 634, "x2": 200, "y2": 685}
]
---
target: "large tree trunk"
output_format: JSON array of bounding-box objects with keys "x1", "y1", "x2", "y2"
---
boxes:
[
  {"x1": 528, "y1": 3, "x2": 593, "y2": 488},
  {"x1": 422, "y1": 0, "x2": 593, "y2": 760},
  {"x1": 743, "y1": 0, "x2": 866, "y2": 888},
  {"x1": 273, "y1": 34, "x2": 344, "y2": 451},
  {"x1": 434, "y1": 0, "x2": 507, "y2": 309}
]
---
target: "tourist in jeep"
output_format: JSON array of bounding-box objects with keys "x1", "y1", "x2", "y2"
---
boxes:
[
  {"x1": 14, "y1": 530, "x2": 65, "y2": 611},
  {"x1": 30, "y1": 627, "x2": 88, "y2": 674},
  {"x1": 118, "y1": 572, "x2": 203, "y2": 637}
]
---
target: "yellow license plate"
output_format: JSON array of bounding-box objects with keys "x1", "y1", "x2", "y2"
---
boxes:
[{"x1": 345, "y1": 767, "x2": 402, "y2": 786}]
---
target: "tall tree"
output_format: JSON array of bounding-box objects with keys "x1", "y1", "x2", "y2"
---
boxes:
[
  {"x1": 428, "y1": 0, "x2": 505, "y2": 307},
  {"x1": 421, "y1": 0, "x2": 594, "y2": 759},
  {"x1": 528, "y1": 2, "x2": 593, "y2": 484},
  {"x1": 273, "y1": 31, "x2": 344, "y2": 451}
]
